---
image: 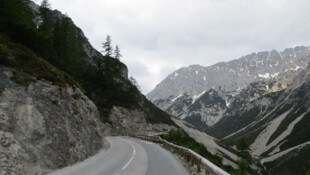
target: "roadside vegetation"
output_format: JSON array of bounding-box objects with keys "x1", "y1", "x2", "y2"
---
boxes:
[{"x1": 161, "y1": 129, "x2": 236, "y2": 174}]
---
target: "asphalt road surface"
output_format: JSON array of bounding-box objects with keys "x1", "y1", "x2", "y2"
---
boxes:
[{"x1": 50, "y1": 136, "x2": 189, "y2": 175}]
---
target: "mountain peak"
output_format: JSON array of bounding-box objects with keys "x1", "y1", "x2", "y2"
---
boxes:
[{"x1": 147, "y1": 46, "x2": 309, "y2": 102}]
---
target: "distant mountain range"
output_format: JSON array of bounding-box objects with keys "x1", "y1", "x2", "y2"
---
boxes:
[
  {"x1": 147, "y1": 47, "x2": 310, "y2": 174},
  {"x1": 147, "y1": 46, "x2": 309, "y2": 125}
]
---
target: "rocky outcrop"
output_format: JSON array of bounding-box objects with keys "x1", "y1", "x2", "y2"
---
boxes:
[
  {"x1": 0, "y1": 67, "x2": 109, "y2": 174},
  {"x1": 0, "y1": 131, "x2": 26, "y2": 175},
  {"x1": 109, "y1": 106, "x2": 173, "y2": 135}
]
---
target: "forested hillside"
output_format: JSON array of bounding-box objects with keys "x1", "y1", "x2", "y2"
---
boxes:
[
  {"x1": 0, "y1": 1, "x2": 175, "y2": 173},
  {"x1": 0, "y1": 0, "x2": 175, "y2": 128}
]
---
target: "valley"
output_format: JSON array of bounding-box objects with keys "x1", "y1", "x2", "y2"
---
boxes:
[
  {"x1": 148, "y1": 47, "x2": 310, "y2": 174},
  {"x1": 0, "y1": 0, "x2": 309, "y2": 175}
]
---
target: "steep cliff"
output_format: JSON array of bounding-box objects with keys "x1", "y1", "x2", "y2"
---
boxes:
[{"x1": 0, "y1": 64, "x2": 108, "y2": 174}]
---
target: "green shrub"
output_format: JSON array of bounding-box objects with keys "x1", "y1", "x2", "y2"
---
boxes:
[
  {"x1": 71, "y1": 93, "x2": 81, "y2": 100},
  {"x1": 161, "y1": 129, "x2": 235, "y2": 173}
]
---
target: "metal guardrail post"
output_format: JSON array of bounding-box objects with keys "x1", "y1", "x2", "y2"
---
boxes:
[
  {"x1": 197, "y1": 159, "x2": 201, "y2": 173},
  {"x1": 191, "y1": 157, "x2": 195, "y2": 166},
  {"x1": 186, "y1": 153, "x2": 190, "y2": 162},
  {"x1": 205, "y1": 168, "x2": 209, "y2": 175}
]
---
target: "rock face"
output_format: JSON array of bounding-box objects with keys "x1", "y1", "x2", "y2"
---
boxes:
[
  {"x1": 0, "y1": 131, "x2": 26, "y2": 175},
  {"x1": 184, "y1": 89, "x2": 227, "y2": 126},
  {"x1": 0, "y1": 67, "x2": 108, "y2": 174},
  {"x1": 109, "y1": 106, "x2": 173, "y2": 134}
]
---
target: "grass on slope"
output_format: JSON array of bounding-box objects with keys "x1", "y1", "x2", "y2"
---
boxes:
[
  {"x1": 161, "y1": 129, "x2": 236, "y2": 174},
  {"x1": 0, "y1": 34, "x2": 76, "y2": 87}
]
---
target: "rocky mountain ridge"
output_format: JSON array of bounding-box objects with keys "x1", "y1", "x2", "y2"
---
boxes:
[
  {"x1": 148, "y1": 46, "x2": 309, "y2": 126},
  {"x1": 148, "y1": 46, "x2": 309, "y2": 100},
  {"x1": 182, "y1": 68, "x2": 302, "y2": 128}
]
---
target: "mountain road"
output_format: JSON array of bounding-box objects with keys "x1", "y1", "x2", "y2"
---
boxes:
[{"x1": 50, "y1": 136, "x2": 189, "y2": 175}]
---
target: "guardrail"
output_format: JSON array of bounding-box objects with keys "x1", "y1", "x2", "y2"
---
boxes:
[
  {"x1": 128, "y1": 134, "x2": 230, "y2": 175},
  {"x1": 128, "y1": 134, "x2": 162, "y2": 143}
]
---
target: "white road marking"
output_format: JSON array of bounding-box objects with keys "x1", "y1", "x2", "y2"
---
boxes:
[
  {"x1": 106, "y1": 137, "x2": 113, "y2": 154},
  {"x1": 120, "y1": 138, "x2": 136, "y2": 170},
  {"x1": 132, "y1": 144, "x2": 136, "y2": 156},
  {"x1": 122, "y1": 156, "x2": 134, "y2": 170}
]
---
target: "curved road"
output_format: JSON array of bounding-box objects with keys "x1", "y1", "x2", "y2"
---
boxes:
[{"x1": 50, "y1": 137, "x2": 189, "y2": 175}]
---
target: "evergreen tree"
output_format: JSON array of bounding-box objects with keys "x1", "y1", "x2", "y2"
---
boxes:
[
  {"x1": 237, "y1": 138, "x2": 250, "y2": 151},
  {"x1": 237, "y1": 138, "x2": 253, "y2": 175},
  {"x1": 114, "y1": 45, "x2": 122, "y2": 60},
  {"x1": 129, "y1": 76, "x2": 141, "y2": 91},
  {"x1": 52, "y1": 17, "x2": 86, "y2": 75},
  {"x1": 102, "y1": 35, "x2": 113, "y2": 57},
  {"x1": 39, "y1": 0, "x2": 53, "y2": 36},
  {"x1": 0, "y1": 0, "x2": 35, "y2": 33},
  {"x1": 0, "y1": 0, "x2": 52, "y2": 57},
  {"x1": 41, "y1": 0, "x2": 51, "y2": 8}
]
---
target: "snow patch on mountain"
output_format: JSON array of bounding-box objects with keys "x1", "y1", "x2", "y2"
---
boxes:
[
  {"x1": 291, "y1": 65, "x2": 301, "y2": 71},
  {"x1": 192, "y1": 91, "x2": 206, "y2": 104},
  {"x1": 258, "y1": 73, "x2": 271, "y2": 78},
  {"x1": 171, "y1": 94, "x2": 182, "y2": 102}
]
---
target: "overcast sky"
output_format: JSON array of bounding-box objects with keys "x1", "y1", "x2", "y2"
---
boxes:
[{"x1": 36, "y1": 0, "x2": 310, "y2": 94}]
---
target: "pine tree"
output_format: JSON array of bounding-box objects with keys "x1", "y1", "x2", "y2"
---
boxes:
[
  {"x1": 38, "y1": 0, "x2": 53, "y2": 36},
  {"x1": 129, "y1": 76, "x2": 141, "y2": 91},
  {"x1": 237, "y1": 138, "x2": 253, "y2": 175},
  {"x1": 114, "y1": 45, "x2": 122, "y2": 60},
  {"x1": 102, "y1": 35, "x2": 113, "y2": 57},
  {"x1": 0, "y1": 0, "x2": 35, "y2": 32},
  {"x1": 41, "y1": 0, "x2": 51, "y2": 9},
  {"x1": 52, "y1": 17, "x2": 85, "y2": 75}
]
